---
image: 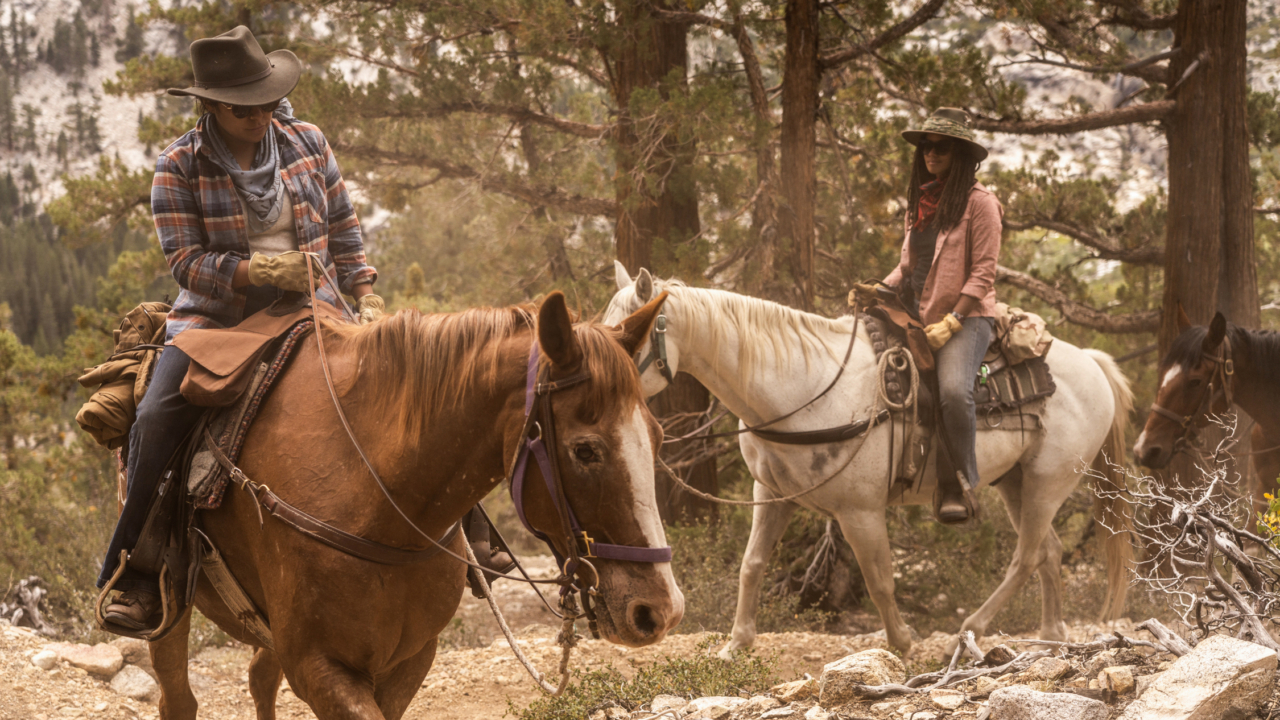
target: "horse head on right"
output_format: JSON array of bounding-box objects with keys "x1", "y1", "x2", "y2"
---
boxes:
[
  {"x1": 514, "y1": 290, "x2": 685, "y2": 646},
  {"x1": 1135, "y1": 307, "x2": 1235, "y2": 468}
]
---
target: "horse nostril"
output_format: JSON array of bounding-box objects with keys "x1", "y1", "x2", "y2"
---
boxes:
[{"x1": 630, "y1": 604, "x2": 659, "y2": 637}]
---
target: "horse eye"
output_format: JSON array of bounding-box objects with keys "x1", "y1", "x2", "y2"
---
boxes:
[{"x1": 574, "y1": 444, "x2": 597, "y2": 462}]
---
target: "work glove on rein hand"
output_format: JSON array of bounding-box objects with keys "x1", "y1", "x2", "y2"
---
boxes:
[
  {"x1": 924, "y1": 313, "x2": 963, "y2": 350},
  {"x1": 247, "y1": 251, "x2": 326, "y2": 293},
  {"x1": 356, "y1": 294, "x2": 385, "y2": 325},
  {"x1": 848, "y1": 283, "x2": 881, "y2": 309}
]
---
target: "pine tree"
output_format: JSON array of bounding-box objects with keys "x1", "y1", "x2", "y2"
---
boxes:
[
  {"x1": 18, "y1": 103, "x2": 37, "y2": 153},
  {"x1": 116, "y1": 6, "x2": 145, "y2": 63},
  {"x1": 0, "y1": 69, "x2": 13, "y2": 151}
]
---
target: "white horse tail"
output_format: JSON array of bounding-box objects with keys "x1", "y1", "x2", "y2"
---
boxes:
[{"x1": 1083, "y1": 349, "x2": 1135, "y2": 621}]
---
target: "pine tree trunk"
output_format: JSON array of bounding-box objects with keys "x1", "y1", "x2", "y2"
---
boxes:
[
  {"x1": 1152, "y1": 0, "x2": 1257, "y2": 574},
  {"x1": 611, "y1": 0, "x2": 716, "y2": 524},
  {"x1": 778, "y1": 0, "x2": 819, "y2": 311}
]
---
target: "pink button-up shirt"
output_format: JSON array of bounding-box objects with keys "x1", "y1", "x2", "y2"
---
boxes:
[{"x1": 884, "y1": 181, "x2": 1003, "y2": 326}]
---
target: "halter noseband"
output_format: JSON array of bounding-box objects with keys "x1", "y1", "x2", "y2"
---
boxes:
[
  {"x1": 509, "y1": 341, "x2": 673, "y2": 636},
  {"x1": 634, "y1": 313, "x2": 675, "y2": 386},
  {"x1": 1148, "y1": 336, "x2": 1235, "y2": 451}
]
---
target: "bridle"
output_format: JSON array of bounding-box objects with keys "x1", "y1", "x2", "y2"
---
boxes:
[
  {"x1": 634, "y1": 314, "x2": 676, "y2": 386},
  {"x1": 1148, "y1": 336, "x2": 1235, "y2": 453},
  {"x1": 509, "y1": 341, "x2": 674, "y2": 638},
  {"x1": 302, "y1": 262, "x2": 672, "y2": 638}
]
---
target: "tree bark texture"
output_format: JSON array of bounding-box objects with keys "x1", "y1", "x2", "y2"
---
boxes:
[
  {"x1": 612, "y1": 0, "x2": 701, "y2": 274},
  {"x1": 611, "y1": 2, "x2": 715, "y2": 524},
  {"x1": 1151, "y1": 0, "x2": 1257, "y2": 576},
  {"x1": 778, "y1": 0, "x2": 819, "y2": 311},
  {"x1": 1160, "y1": 0, "x2": 1257, "y2": 347},
  {"x1": 646, "y1": 373, "x2": 719, "y2": 524}
]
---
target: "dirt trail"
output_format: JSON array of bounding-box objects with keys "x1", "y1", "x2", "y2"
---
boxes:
[{"x1": 0, "y1": 556, "x2": 1146, "y2": 720}]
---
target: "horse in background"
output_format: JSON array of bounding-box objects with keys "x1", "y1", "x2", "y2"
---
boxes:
[
  {"x1": 606, "y1": 265, "x2": 1134, "y2": 655},
  {"x1": 147, "y1": 291, "x2": 683, "y2": 720},
  {"x1": 1135, "y1": 308, "x2": 1280, "y2": 523}
]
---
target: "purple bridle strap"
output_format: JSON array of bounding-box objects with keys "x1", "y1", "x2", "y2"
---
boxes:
[{"x1": 510, "y1": 342, "x2": 673, "y2": 565}]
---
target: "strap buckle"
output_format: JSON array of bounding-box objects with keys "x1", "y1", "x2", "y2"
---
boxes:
[{"x1": 576, "y1": 531, "x2": 597, "y2": 558}]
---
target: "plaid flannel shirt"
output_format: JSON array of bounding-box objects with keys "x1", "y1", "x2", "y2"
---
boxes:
[{"x1": 152, "y1": 114, "x2": 376, "y2": 342}]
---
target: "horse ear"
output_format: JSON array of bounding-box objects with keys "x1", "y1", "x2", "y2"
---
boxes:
[
  {"x1": 1204, "y1": 312, "x2": 1227, "y2": 352},
  {"x1": 538, "y1": 291, "x2": 583, "y2": 370},
  {"x1": 614, "y1": 291, "x2": 669, "y2": 357},
  {"x1": 1176, "y1": 302, "x2": 1192, "y2": 332},
  {"x1": 636, "y1": 268, "x2": 654, "y2": 302},
  {"x1": 614, "y1": 260, "x2": 634, "y2": 291}
]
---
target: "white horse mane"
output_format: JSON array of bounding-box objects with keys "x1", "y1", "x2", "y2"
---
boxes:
[{"x1": 654, "y1": 280, "x2": 856, "y2": 383}]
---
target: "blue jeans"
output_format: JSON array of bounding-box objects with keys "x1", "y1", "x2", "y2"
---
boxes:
[
  {"x1": 97, "y1": 286, "x2": 283, "y2": 592},
  {"x1": 934, "y1": 317, "x2": 994, "y2": 491}
]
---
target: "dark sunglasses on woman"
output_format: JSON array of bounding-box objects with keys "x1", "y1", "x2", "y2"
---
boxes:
[
  {"x1": 918, "y1": 139, "x2": 955, "y2": 156},
  {"x1": 220, "y1": 99, "x2": 282, "y2": 119}
]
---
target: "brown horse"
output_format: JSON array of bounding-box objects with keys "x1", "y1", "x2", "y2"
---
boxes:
[
  {"x1": 146, "y1": 291, "x2": 684, "y2": 720},
  {"x1": 1134, "y1": 309, "x2": 1280, "y2": 521}
]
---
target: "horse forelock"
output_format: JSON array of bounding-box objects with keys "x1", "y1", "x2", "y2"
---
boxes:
[
  {"x1": 331, "y1": 305, "x2": 536, "y2": 441},
  {"x1": 653, "y1": 280, "x2": 853, "y2": 384},
  {"x1": 557, "y1": 322, "x2": 645, "y2": 424}
]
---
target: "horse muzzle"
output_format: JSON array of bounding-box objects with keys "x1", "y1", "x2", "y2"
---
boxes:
[{"x1": 593, "y1": 563, "x2": 684, "y2": 647}]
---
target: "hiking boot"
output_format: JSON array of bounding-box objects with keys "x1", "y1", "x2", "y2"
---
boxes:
[
  {"x1": 103, "y1": 588, "x2": 161, "y2": 630},
  {"x1": 466, "y1": 543, "x2": 518, "y2": 599},
  {"x1": 936, "y1": 472, "x2": 980, "y2": 524}
]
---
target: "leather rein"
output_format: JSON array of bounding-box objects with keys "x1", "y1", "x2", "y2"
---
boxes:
[
  {"x1": 638, "y1": 298, "x2": 877, "y2": 446},
  {"x1": 1147, "y1": 336, "x2": 1235, "y2": 453}
]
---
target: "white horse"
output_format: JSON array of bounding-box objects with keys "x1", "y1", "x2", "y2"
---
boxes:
[{"x1": 604, "y1": 264, "x2": 1134, "y2": 654}]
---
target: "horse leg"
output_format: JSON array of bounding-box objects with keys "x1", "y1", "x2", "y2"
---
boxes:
[
  {"x1": 834, "y1": 507, "x2": 915, "y2": 652},
  {"x1": 374, "y1": 639, "x2": 439, "y2": 720},
  {"x1": 288, "y1": 654, "x2": 384, "y2": 720},
  {"x1": 249, "y1": 647, "x2": 285, "y2": 720},
  {"x1": 719, "y1": 483, "x2": 797, "y2": 659},
  {"x1": 991, "y1": 467, "x2": 1067, "y2": 642},
  {"x1": 150, "y1": 606, "x2": 197, "y2": 720},
  {"x1": 961, "y1": 480, "x2": 1060, "y2": 642}
]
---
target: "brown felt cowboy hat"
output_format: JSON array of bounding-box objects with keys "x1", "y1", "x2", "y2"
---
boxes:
[
  {"x1": 167, "y1": 26, "x2": 301, "y2": 106},
  {"x1": 902, "y1": 107, "x2": 989, "y2": 162}
]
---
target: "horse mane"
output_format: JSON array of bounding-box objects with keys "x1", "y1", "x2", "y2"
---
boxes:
[
  {"x1": 654, "y1": 280, "x2": 855, "y2": 383},
  {"x1": 1164, "y1": 321, "x2": 1280, "y2": 389},
  {"x1": 330, "y1": 305, "x2": 642, "y2": 442}
]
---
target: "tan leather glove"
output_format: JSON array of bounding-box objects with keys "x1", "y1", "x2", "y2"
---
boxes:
[
  {"x1": 356, "y1": 293, "x2": 385, "y2": 325},
  {"x1": 246, "y1": 251, "x2": 324, "y2": 292},
  {"x1": 924, "y1": 313, "x2": 963, "y2": 351},
  {"x1": 848, "y1": 283, "x2": 881, "y2": 309}
]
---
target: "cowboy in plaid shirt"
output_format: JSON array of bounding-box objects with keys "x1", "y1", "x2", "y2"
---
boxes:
[{"x1": 98, "y1": 27, "x2": 385, "y2": 630}]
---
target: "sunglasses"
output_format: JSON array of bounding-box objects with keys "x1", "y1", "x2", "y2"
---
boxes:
[
  {"x1": 220, "y1": 99, "x2": 282, "y2": 119},
  {"x1": 918, "y1": 139, "x2": 955, "y2": 156}
]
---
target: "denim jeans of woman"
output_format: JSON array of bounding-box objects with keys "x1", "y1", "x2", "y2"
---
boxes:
[{"x1": 933, "y1": 316, "x2": 994, "y2": 491}]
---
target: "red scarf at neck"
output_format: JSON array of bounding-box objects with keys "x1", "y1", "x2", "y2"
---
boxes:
[{"x1": 913, "y1": 179, "x2": 945, "y2": 230}]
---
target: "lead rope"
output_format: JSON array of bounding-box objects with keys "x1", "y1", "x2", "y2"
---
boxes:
[{"x1": 463, "y1": 541, "x2": 577, "y2": 695}]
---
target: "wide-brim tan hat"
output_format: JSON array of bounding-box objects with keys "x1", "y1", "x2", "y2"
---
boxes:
[
  {"x1": 167, "y1": 26, "x2": 301, "y2": 106},
  {"x1": 902, "y1": 107, "x2": 989, "y2": 162}
]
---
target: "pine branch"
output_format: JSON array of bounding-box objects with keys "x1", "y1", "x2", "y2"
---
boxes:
[
  {"x1": 996, "y1": 265, "x2": 1159, "y2": 333},
  {"x1": 1003, "y1": 218, "x2": 1162, "y2": 264},
  {"x1": 820, "y1": 0, "x2": 947, "y2": 70},
  {"x1": 971, "y1": 99, "x2": 1174, "y2": 135},
  {"x1": 994, "y1": 49, "x2": 1176, "y2": 83},
  {"x1": 1094, "y1": 0, "x2": 1177, "y2": 30},
  {"x1": 335, "y1": 143, "x2": 618, "y2": 217}
]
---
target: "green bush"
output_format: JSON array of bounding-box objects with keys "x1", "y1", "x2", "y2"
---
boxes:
[{"x1": 514, "y1": 635, "x2": 775, "y2": 720}]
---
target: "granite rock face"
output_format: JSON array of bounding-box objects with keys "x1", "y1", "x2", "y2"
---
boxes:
[
  {"x1": 1117, "y1": 634, "x2": 1277, "y2": 720},
  {"x1": 818, "y1": 649, "x2": 906, "y2": 706}
]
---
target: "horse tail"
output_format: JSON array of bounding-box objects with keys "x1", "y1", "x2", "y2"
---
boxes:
[{"x1": 1083, "y1": 348, "x2": 1135, "y2": 621}]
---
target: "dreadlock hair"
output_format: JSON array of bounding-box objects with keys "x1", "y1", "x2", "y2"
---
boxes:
[{"x1": 905, "y1": 141, "x2": 980, "y2": 232}]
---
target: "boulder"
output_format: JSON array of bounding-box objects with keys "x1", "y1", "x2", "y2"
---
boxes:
[
  {"x1": 770, "y1": 678, "x2": 817, "y2": 703},
  {"x1": 732, "y1": 696, "x2": 781, "y2": 718},
  {"x1": 818, "y1": 649, "x2": 906, "y2": 706},
  {"x1": 47, "y1": 642, "x2": 123, "y2": 677},
  {"x1": 30, "y1": 649, "x2": 57, "y2": 670},
  {"x1": 1117, "y1": 634, "x2": 1276, "y2": 720},
  {"x1": 1019, "y1": 657, "x2": 1073, "y2": 682},
  {"x1": 110, "y1": 637, "x2": 149, "y2": 665},
  {"x1": 683, "y1": 696, "x2": 745, "y2": 720},
  {"x1": 988, "y1": 685, "x2": 1108, "y2": 720},
  {"x1": 652, "y1": 695, "x2": 688, "y2": 714},
  {"x1": 110, "y1": 665, "x2": 158, "y2": 701},
  {"x1": 1135, "y1": 672, "x2": 1160, "y2": 697},
  {"x1": 1098, "y1": 666, "x2": 1134, "y2": 695}
]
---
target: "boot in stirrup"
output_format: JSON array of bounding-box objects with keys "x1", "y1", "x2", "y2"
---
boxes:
[{"x1": 936, "y1": 471, "x2": 979, "y2": 524}]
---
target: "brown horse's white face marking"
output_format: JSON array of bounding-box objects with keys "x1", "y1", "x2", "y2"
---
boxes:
[
  {"x1": 1135, "y1": 312, "x2": 1231, "y2": 468},
  {"x1": 525, "y1": 291, "x2": 683, "y2": 647}
]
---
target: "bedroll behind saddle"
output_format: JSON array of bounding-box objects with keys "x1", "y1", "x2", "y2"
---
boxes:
[{"x1": 75, "y1": 302, "x2": 171, "y2": 449}]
